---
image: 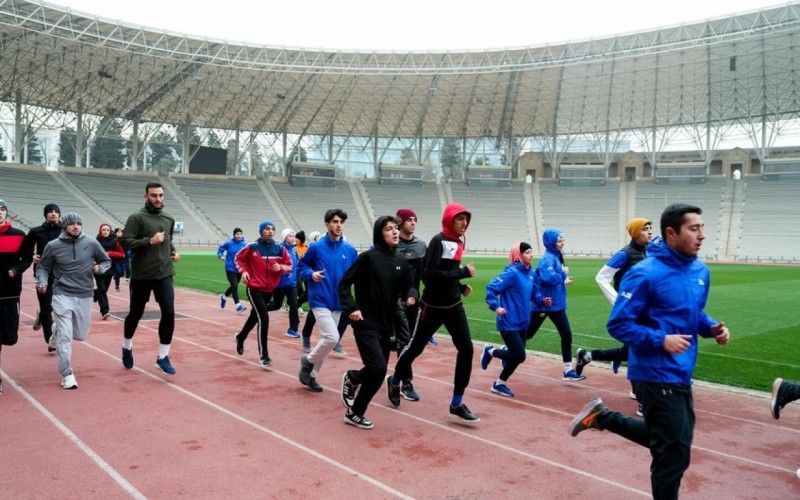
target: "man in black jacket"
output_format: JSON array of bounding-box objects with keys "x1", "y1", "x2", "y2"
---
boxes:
[{"x1": 21, "y1": 203, "x2": 61, "y2": 350}]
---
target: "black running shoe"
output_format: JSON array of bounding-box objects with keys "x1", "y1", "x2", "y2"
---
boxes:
[
  {"x1": 341, "y1": 372, "x2": 357, "y2": 409},
  {"x1": 575, "y1": 348, "x2": 589, "y2": 376},
  {"x1": 386, "y1": 376, "x2": 401, "y2": 408},
  {"x1": 299, "y1": 355, "x2": 313, "y2": 386},
  {"x1": 449, "y1": 403, "x2": 480, "y2": 425},
  {"x1": 307, "y1": 377, "x2": 323, "y2": 393},
  {"x1": 344, "y1": 410, "x2": 374, "y2": 429},
  {"x1": 771, "y1": 378, "x2": 789, "y2": 419},
  {"x1": 122, "y1": 347, "x2": 134, "y2": 369}
]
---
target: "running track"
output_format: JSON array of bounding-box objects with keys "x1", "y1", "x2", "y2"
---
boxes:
[{"x1": 1, "y1": 276, "x2": 798, "y2": 499}]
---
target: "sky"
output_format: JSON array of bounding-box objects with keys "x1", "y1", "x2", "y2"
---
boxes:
[{"x1": 48, "y1": 0, "x2": 786, "y2": 51}]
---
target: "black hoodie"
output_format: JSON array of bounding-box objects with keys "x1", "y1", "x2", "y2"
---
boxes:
[{"x1": 338, "y1": 216, "x2": 418, "y2": 334}]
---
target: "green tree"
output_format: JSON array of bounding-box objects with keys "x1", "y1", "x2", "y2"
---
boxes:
[
  {"x1": 473, "y1": 155, "x2": 489, "y2": 165},
  {"x1": 0, "y1": 135, "x2": 6, "y2": 161},
  {"x1": 207, "y1": 130, "x2": 222, "y2": 149},
  {"x1": 226, "y1": 139, "x2": 240, "y2": 175},
  {"x1": 400, "y1": 146, "x2": 417, "y2": 165},
  {"x1": 26, "y1": 134, "x2": 44, "y2": 165},
  {"x1": 249, "y1": 143, "x2": 265, "y2": 177},
  {"x1": 290, "y1": 145, "x2": 307, "y2": 163},
  {"x1": 58, "y1": 128, "x2": 77, "y2": 166},
  {"x1": 150, "y1": 131, "x2": 178, "y2": 174},
  {"x1": 176, "y1": 125, "x2": 201, "y2": 147},
  {"x1": 439, "y1": 138, "x2": 462, "y2": 179},
  {"x1": 90, "y1": 119, "x2": 127, "y2": 169}
]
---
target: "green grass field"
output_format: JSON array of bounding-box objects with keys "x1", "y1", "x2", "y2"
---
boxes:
[{"x1": 176, "y1": 251, "x2": 800, "y2": 392}]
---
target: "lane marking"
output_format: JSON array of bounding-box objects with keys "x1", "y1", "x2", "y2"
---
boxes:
[{"x1": 0, "y1": 370, "x2": 147, "y2": 500}]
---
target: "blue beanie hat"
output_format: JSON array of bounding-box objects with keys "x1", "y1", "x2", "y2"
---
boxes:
[{"x1": 258, "y1": 220, "x2": 275, "y2": 234}]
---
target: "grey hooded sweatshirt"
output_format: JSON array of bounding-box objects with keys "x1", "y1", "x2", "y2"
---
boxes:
[{"x1": 35, "y1": 231, "x2": 111, "y2": 298}]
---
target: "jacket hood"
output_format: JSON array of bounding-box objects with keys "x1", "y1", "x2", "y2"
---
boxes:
[
  {"x1": 59, "y1": 230, "x2": 85, "y2": 241},
  {"x1": 441, "y1": 202, "x2": 471, "y2": 240},
  {"x1": 373, "y1": 215, "x2": 396, "y2": 251},
  {"x1": 508, "y1": 242, "x2": 530, "y2": 267},
  {"x1": 542, "y1": 228, "x2": 563, "y2": 254},
  {"x1": 97, "y1": 222, "x2": 113, "y2": 237},
  {"x1": 647, "y1": 236, "x2": 697, "y2": 269}
]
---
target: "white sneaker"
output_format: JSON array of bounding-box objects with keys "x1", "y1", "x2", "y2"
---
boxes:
[{"x1": 61, "y1": 373, "x2": 78, "y2": 390}]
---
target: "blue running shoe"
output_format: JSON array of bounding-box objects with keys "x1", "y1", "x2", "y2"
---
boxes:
[
  {"x1": 480, "y1": 344, "x2": 493, "y2": 370},
  {"x1": 428, "y1": 336, "x2": 438, "y2": 346},
  {"x1": 219, "y1": 294, "x2": 227, "y2": 309},
  {"x1": 491, "y1": 381, "x2": 515, "y2": 397},
  {"x1": 562, "y1": 369, "x2": 586, "y2": 381},
  {"x1": 235, "y1": 304, "x2": 247, "y2": 314},
  {"x1": 155, "y1": 355, "x2": 176, "y2": 375},
  {"x1": 612, "y1": 360, "x2": 622, "y2": 374},
  {"x1": 286, "y1": 329, "x2": 300, "y2": 338}
]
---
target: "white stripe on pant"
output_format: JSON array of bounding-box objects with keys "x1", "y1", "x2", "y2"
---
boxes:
[{"x1": 51, "y1": 294, "x2": 92, "y2": 377}]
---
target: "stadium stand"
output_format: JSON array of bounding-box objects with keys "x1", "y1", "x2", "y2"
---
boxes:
[
  {"x1": 63, "y1": 168, "x2": 220, "y2": 245},
  {"x1": 737, "y1": 179, "x2": 800, "y2": 262},
  {"x1": 271, "y1": 182, "x2": 372, "y2": 249},
  {"x1": 171, "y1": 175, "x2": 273, "y2": 242},
  {"x1": 538, "y1": 180, "x2": 621, "y2": 257},
  {"x1": 361, "y1": 182, "x2": 445, "y2": 243},
  {"x1": 449, "y1": 182, "x2": 532, "y2": 253},
  {"x1": 1, "y1": 164, "x2": 111, "y2": 234},
  {"x1": 4, "y1": 164, "x2": 799, "y2": 262},
  {"x1": 635, "y1": 179, "x2": 725, "y2": 261}
]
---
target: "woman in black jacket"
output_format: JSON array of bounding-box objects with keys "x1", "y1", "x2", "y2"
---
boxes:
[{"x1": 338, "y1": 216, "x2": 417, "y2": 429}]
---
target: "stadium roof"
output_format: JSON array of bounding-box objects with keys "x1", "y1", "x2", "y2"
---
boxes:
[{"x1": 3, "y1": 0, "x2": 800, "y2": 143}]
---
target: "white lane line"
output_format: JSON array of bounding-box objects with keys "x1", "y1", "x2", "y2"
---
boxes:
[
  {"x1": 81, "y1": 342, "x2": 413, "y2": 500},
  {"x1": 0, "y1": 369, "x2": 147, "y2": 500},
  {"x1": 167, "y1": 309, "x2": 650, "y2": 496}
]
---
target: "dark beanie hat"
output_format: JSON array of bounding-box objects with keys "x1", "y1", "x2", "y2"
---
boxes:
[
  {"x1": 396, "y1": 208, "x2": 417, "y2": 223},
  {"x1": 520, "y1": 242, "x2": 532, "y2": 254},
  {"x1": 44, "y1": 203, "x2": 61, "y2": 217},
  {"x1": 296, "y1": 230, "x2": 306, "y2": 243},
  {"x1": 233, "y1": 227, "x2": 243, "y2": 236}
]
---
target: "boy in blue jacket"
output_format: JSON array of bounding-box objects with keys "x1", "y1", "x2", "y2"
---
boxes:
[
  {"x1": 217, "y1": 227, "x2": 247, "y2": 314},
  {"x1": 297, "y1": 209, "x2": 358, "y2": 392},
  {"x1": 569, "y1": 204, "x2": 730, "y2": 500}
]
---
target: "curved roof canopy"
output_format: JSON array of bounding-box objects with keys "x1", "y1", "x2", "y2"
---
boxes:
[{"x1": 2, "y1": 1, "x2": 800, "y2": 142}]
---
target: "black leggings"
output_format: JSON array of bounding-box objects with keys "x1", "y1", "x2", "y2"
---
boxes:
[
  {"x1": 124, "y1": 277, "x2": 175, "y2": 345},
  {"x1": 494, "y1": 330, "x2": 527, "y2": 381},
  {"x1": 527, "y1": 309, "x2": 573, "y2": 363},
  {"x1": 267, "y1": 286, "x2": 299, "y2": 331},
  {"x1": 394, "y1": 302, "x2": 473, "y2": 396},
  {"x1": 348, "y1": 327, "x2": 392, "y2": 416},
  {"x1": 223, "y1": 271, "x2": 242, "y2": 304}
]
